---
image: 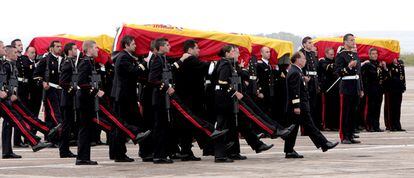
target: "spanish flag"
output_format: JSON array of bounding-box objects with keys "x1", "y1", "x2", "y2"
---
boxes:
[
  {"x1": 249, "y1": 35, "x2": 293, "y2": 65},
  {"x1": 313, "y1": 37, "x2": 400, "y2": 63},
  {"x1": 114, "y1": 24, "x2": 252, "y2": 63},
  {"x1": 29, "y1": 34, "x2": 114, "y2": 64}
]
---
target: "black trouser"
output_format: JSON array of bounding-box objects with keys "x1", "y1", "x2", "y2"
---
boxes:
[
  {"x1": 76, "y1": 106, "x2": 95, "y2": 161},
  {"x1": 366, "y1": 92, "x2": 383, "y2": 130},
  {"x1": 227, "y1": 115, "x2": 263, "y2": 155},
  {"x1": 44, "y1": 88, "x2": 62, "y2": 129},
  {"x1": 138, "y1": 86, "x2": 154, "y2": 158},
  {"x1": 384, "y1": 92, "x2": 403, "y2": 130},
  {"x1": 152, "y1": 103, "x2": 171, "y2": 159},
  {"x1": 2, "y1": 120, "x2": 13, "y2": 156},
  {"x1": 1, "y1": 101, "x2": 40, "y2": 149},
  {"x1": 60, "y1": 105, "x2": 75, "y2": 155},
  {"x1": 322, "y1": 92, "x2": 340, "y2": 130},
  {"x1": 308, "y1": 86, "x2": 321, "y2": 130},
  {"x1": 14, "y1": 82, "x2": 31, "y2": 145},
  {"x1": 214, "y1": 110, "x2": 232, "y2": 159},
  {"x1": 111, "y1": 99, "x2": 143, "y2": 159},
  {"x1": 284, "y1": 107, "x2": 328, "y2": 153},
  {"x1": 339, "y1": 93, "x2": 359, "y2": 141},
  {"x1": 240, "y1": 94, "x2": 285, "y2": 132}
]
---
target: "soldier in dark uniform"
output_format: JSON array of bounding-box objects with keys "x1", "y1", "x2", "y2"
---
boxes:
[
  {"x1": 33, "y1": 40, "x2": 63, "y2": 132},
  {"x1": 11, "y1": 39, "x2": 29, "y2": 148},
  {"x1": 227, "y1": 47, "x2": 286, "y2": 159},
  {"x1": 272, "y1": 55, "x2": 290, "y2": 126},
  {"x1": 110, "y1": 35, "x2": 150, "y2": 162},
  {"x1": 384, "y1": 58, "x2": 406, "y2": 131},
  {"x1": 284, "y1": 51, "x2": 338, "y2": 158},
  {"x1": 138, "y1": 41, "x2": 156, "y2": 162},
  {"x1": 318, "y1": 48, "x2": 339, "y2": 130},
  {"x1": 58, "y1": 42, "x2": 78, "y2": 158},
  {"x1": 148, "y1": 38, "x2": 185, "y2": 164},
  {"x1": 300, "y1": 37, "x2": 321, "y2": 129},
  {"x1": 361, "y1": 48, "x2": 389, "y2": 132},
  {"x1": 75, "y1": 40, "x2": 104, "y2": 165},
  {"x1": 256, "y1": 47, "x2": 275, "y2": 117},
  {"x1": 173, "y1": 39, "x2": 210, "y2": 161},
  {"x1": 24, "y1": 46, "x2": 43, "y2": 117},
  {"x1": 1, "y1": 45, "x2": 52, "y2": 158},
  {"x1": 211, "y1": 45, "x2": 243, "y2": 163},
  {"x1": 335, "y1": 34, "x2": 363, "y2": 144}
]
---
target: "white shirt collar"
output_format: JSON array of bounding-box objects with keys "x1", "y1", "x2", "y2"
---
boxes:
[
  {"x1": 293, "y1": 64, "x2": 302, "y2": 72},
  {"x1": 261, "y1": 58, "x2": 269, "y2": 65}
]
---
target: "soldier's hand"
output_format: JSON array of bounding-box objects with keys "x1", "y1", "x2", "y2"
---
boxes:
[
  {"x1": 304, "y1": 76, "x2": 310, "y2": 83},
  {"x1": 257, "y1": 93, "x2": 264, "y2": 99},
  {"x1": 10, "y1": 95, "x2": 18, "y2": 102},
  {"x1": 180, "y1": 53, "x2": 191, "y2": 62},
  {"x1": 348, "y1": 60, "x2": 357, "y2": 68},
  {"x1": 97, "y1": 90, "x2": 105, "y2": 98},
  {"x1": 235, "y1": 91, "x2": 243, "y2": 100},
  {"x1": 43, "y1": 82, "x2": 50, "y2": 90},
  {"x1": 0, "y1": 91, "x2": 7, "y2": 99},
  {"x1": 167, "y1": 87, "x2": 175, "y2": 96},
  {"x1": 361, "y1": 60, "x2": 370, "y2": 66},
  {"x1": 294, "y1": 108, "x2": 301, "y2": 115},
  {"x1": 381, "y1": 61, "x2": 388, "y2": 70},
  {"x1": 359, "y1": 91, "x2": 364, "y2": 98},
  {"x1": 239, "y1": 60, "x2": 245, "y2": 68}
]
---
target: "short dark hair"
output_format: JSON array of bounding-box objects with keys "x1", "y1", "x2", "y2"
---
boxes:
[
  {"x1": 49, "y1": 40, "x2": 61, "y2": 48},
  {"x1": 154, "y1": 38, "x2": 168, "y2": 51},
  {"x1": 290, "y1": 51, "x2": 303, "y2": 63},
  {"x1": 343, "y1": 33, "x2": 354, "y2": 42},
  {"x1": 5, "y1": 45, "x2": 15, "y2": 49},
  {"x1": 183, "y1": 39, "x2": 197, "y2": 53},
  {"x1": 218, "y1": 44, "x2": 234, "y2": 58},
  {"x1": 325, "y1": 47, "x2": 334, "y2": 54},
  {"x1": 369, "y1": 47, "x2": 378, "y2": 54},
  {"x1": 302, "y1": 36, "x2": 312, "y2": 45},
  {"x1": 11, "y1": 39, "x2": 21, "y2": 47},
  {"x1": 64, "y1": 42, "x2": 76, "y2": 56},
  {"x1": 120, "y1": 35, "x2": 135, "y2": 49}
]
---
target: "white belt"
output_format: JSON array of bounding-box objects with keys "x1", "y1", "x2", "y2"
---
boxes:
[
  {"x1": 215, "y1": 85, "x2": 221, "y2": 90},
  {"x1": 17, "y1": 77, "x2": 28, "y2": 83},
  {"x1": 48, "y1": 82, "x2": 62, "y2": 89},
  {"x1": 306, "y1": 71, "x2": 317, "y2": 76},
  {"x1": 249, "y1": 76, "x2": 257, "y2": 80},
  {"x1": 205, "y1": 80, "x2": 211, "y2": 85},
  {"x1": 342, "y1": 75, "x2": 359, "y2": 80}
]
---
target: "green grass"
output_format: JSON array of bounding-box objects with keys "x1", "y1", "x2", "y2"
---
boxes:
[{"x1": 401, "y1": 53, "x2": 414, "y2": 66}]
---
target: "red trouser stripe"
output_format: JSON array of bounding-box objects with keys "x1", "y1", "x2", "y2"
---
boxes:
[
  {"x1": 171, "y1": 99, "x2": 212, "y2": 136},
  {"x1": 99, "y1": 105, "x2": 136, "y2": 139},
  {"x1": 239, "y1": 104, "x2": 274, "y2": 135},
  {"x1": 339, "y1": 94, "x2": 344, "y2": 141},
  {"x1": 12, "y1": 103, "x2": 49, "y2": 133},
  {"x1": 92, "y1": 117, "x2": 112, "y2": 132},
  {"x1": 46, "y1": 99, "x2": 58, "y2": 125},
  {"x1": 0, "y1": 102, "x2": 37, "y2": 145},
  {"x1": 321, "y1": 93, "x2": 326, "y2": 130}
]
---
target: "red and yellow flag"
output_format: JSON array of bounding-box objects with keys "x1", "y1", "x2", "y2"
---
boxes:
[
  {"x1": 29, "y1": 34, "x2": 114, "y2": 64},
  {"x1": 249, "y1": 35, "x2": 293, "y2": 65},
  {"x1": 313, "y1": 37, "x2": 400, "y2": 63},
  {"x1": 114, "y1": 24, "x2": 252, "y2": 62}
]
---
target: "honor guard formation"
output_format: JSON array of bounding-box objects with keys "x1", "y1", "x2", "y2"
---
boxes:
[{"x1": 0, "y1": 32, "x2": 405, "y2": 165}]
